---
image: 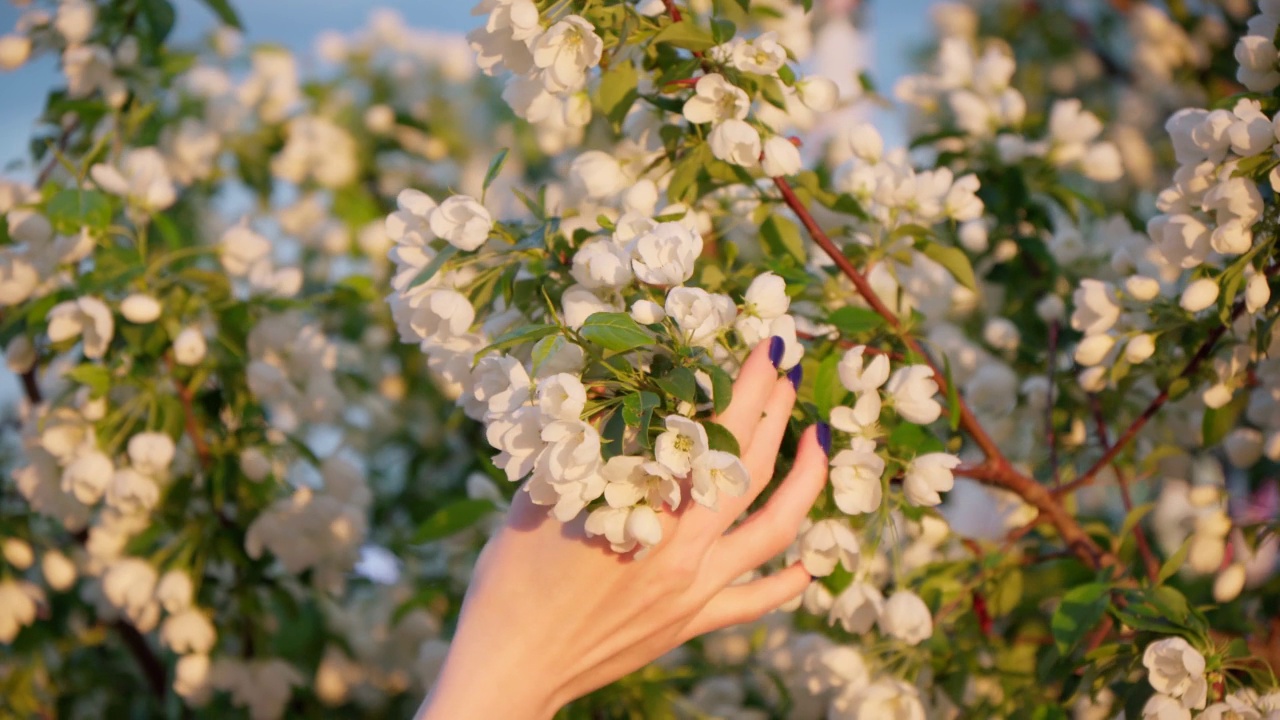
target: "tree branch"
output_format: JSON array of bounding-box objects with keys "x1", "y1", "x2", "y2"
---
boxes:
[
  {"x1": 164, "y1": 355, "x2": 212, "y2": 468},
  {"x1": 1090, "y1": 395, "x2": 1159, "y2": 583},
  {"x1": 773, "y1": 177, "x2": 1113, "y2": 569}
]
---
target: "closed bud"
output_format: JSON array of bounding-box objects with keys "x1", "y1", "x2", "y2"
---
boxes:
[
  {"x1": 761, "y1": 135, "x2": 802, "y2": 177},
  {"x1": 1224, "y1": 428, "x2": 1264, "y2": 468},
  {"x1": 1213, "y1": 563, "x2": 1247, "y2": 603},
  {"x1": 1074, "y1": 333, "x2": 1115, "y2": 366},
  {"x1": 121, "y1": 294, "x2": 162, "y2": 323},
  {"x1": 1124, "y1": 334, "x2": 1156, "y2": 364},
  {"x1": 1125, "y1": 275, "x2": 1161, "y2": 302},
  {"x1": 1180, "y1": 278, "x2": 1219, "y2": 313},
  {"x1": 0, "y1": 35, "x2": 32, "y2": 71},
  {"x1": 1246, "y1": 273, "x2": 1270, "y2": 313},
  {"x1": 2, "y1": 539, "x2": 33, "y2": 570}
]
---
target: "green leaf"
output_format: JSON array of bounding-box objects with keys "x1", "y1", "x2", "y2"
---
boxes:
[
  {"x1": 410, "y1": 245, "x2": 459, "y2": 287},
  {"x1": 478, "y1": 323, "x2": 561, "y2": 358},
  {"x1": 761, "y1": 215, "x2": 806, "y2": 264},
  {"x1": 651, "y1": 20, "x2": 717, "y2": 52},
  {"x1": 889, "y1": 423, "x2": 944, "y2": 455},
  {"x1": 579, "y1": 312, "x2": 653, "y2": 353},
  {"x1": 1117, "y1": 503, "x2": 1155, "y2": 551},
  {"x1": 920, "y1": 243, "x2": 978, "y2": 292},
  {"x1": 597, "y1": 61, "x2": 639, "y2": 129},
  {"x1": 668, "y1": 143, "x2": 710, "y2": 204},
  {"x1": 828, "y1": 306, "x2": 884, "y2": 335},
  {"x1": 813, "y1": 353, "x2": 847, "y2": 419},
  {"x1": 987, "y1": 568, "x2": 1024, "y2": 617},
  {"x1": 706, "y1": 364, "x2": 734, "y2": 415},
  {"x1": 531, "y1": 335, "x2": 569, "y2": 375},
  {"x1": 704, "y1": 421, "x2": 741, "y2": 456},
  {"x1": 710, "y1": 18, "x2": 736, "y2": 44},
  {"x1": 943, "y1": 355, "x2": 961, "y2": 432},
  {"x1": 412, "y1": 499, "x2": 496, "y2": 543},
  {"x1": 199, "y1": 0, "x2": 243, "y2": 28},
  {"x1": 141, "y1": 0, "x2": 177, "y2": 45},
  {"x1": 622, "y1": 391, "x2": 661, "y2": 427},
  {"x1": 1202, "y1": 389, "x2": 1247, "y2": 446},
  {"x1": 46, "y1": 188, "x2": 111, "y2": 235},
  {"x1": 66, "y1": 364, "x2": 111, "y2": 397},
  {"x1": 482, "y1": 148, "x2": 509, "y2": 197},
  {"x1": 1158, "y1": 536, "x2": 1193, "y2": 585},
  {"x1": 1051, "y1": 582, "x2": 1110, "y2": 655},
  {"x1": 654, "y1": 366, "x2": 698, "y2": 404}
]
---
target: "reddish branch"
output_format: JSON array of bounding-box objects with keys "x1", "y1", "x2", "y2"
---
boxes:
[
  {"x1": 773, "y1": 177, "x2": 1114, "y2": 569},
  {"x1": 164, "y1": 355, "x2": 212, "y2": 467},
  {"x1": 662, "y1": 0, "x2": 683, "y2": 22},
  {"x1": 1046, "y1": 320, "x2": 1060, "y2": 488},
  {"x1": 1090, "y1": 395, "x2": 1160, "y2": 583}
]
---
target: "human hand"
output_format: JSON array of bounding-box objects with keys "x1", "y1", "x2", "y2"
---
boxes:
[{"x1": 416, "y1": 338, "x2": 831, "y2": 720}]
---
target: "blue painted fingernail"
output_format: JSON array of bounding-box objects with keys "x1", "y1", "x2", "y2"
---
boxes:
[
  {"x1": 768, "y1": 336, "x2": 784, "y2": 368},
  {"x1": 816, "y1": 422, "x2": 832, "y2": 456},
  {"x1": 787, "y1": 363, "x2": 802, "y2": 390}
]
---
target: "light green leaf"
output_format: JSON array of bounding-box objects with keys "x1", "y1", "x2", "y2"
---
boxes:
[
  {"x1": 1050, "y1": 582, "x2": 1110, "y2": 654},
  {"x1": 761, "y1": 215, "x2": 806, "y2": 264},
  {"x1": 651, "y1": 20, "x2": 717, "y2": 52},
  {"x1": 828, "y1": 306, "x2": 884, "y2": 335},
  {"x1": 46, "y1": 189, "x2": 111, "y2": 235},
  {"x1": 920, "y1": 243, "x2": 978, "y2": 292},
  {"x1": 704, "y1": 421, "x2": 741, "y2": 456},
  {"x1": 580, "y1": 312, "x2": 653, "y2": 353},
  {"x1": 482, "y1": 148, "x2": 509, "y2": 197}
]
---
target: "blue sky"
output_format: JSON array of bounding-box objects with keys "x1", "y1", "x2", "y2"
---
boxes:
[{"x1": 0, "y1": 0, "x2": 928, "y2": 173}]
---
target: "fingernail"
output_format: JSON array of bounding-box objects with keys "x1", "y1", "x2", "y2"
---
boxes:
[
  {"x1": 787, "y1": 363, "x2": 802, "y2": 390},
  {"x1": 816, "y1": 422, "x2": 832, "y2": 456},
  {"x1": 768, "y1": 336, "x2": 784, "y2": 368}
]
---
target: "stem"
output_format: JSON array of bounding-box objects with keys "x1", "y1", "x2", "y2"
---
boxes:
[
  {"x1": 662, "y1": 0, "x2": 683, "y2": 22},
  {"x1": 165, "y1": 355, "x2": 212, "y2": 468},
  {"x1": 1090, "y1": 395, "x2": 1159, "y2": 583},
  {"x1": 773, "y1": 177, "x2": 1112, "y2": 569},
  {"x1": 1046, "y1": 320, "x2": 1060, "y2": 489}
]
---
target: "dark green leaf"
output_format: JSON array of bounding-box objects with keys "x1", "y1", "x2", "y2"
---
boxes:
[
  {"x1": 45, "y1": 188, "x2": 111, "y2": 235},
  {"x1": 622, "y1": 391, "x2": 661, "y2": 427},
  {"x1": 1158, "y1": 537, "x2": 1193, "y2": 584},
  {"x1": 580, "y1": 312, "x2": 653, "y2": 353},
  {"x1": 651, "y1": 20, "x2": 716, "y2": 52},
  {"x1": 478, "y1": 323, "x2": 561, "y2": 358},
  {"x1": 704, "y1": 421, "x2": 741, "y2": 456},
  {"x1": 828, "y1": 306, "x2": 883, "y2": 335},
  {"x1": 761, "y1": 215, "x2": 806, "y2": 264},
  {"x1": 813, "y1": 353, "x2": 847, "y2": 420},
  {"x1": 1051, "y1": 582, "x2": 1110, "y2": 654},
  {"x1": 654, "y1": 366, "x2": 697, "y2": 403},
  {"x1": 706, "y1": 364, "x2": 733, "y2": 415},
  {"x1": 1202, "y1": 386, "x2": 1247, "y2": 446},
  {"x1": 412, "y1": 499, "x2": 495, "y2": 543},
  {"x1": 597, "y1": 61, "x2": 639, "y2": 129},
  {"x1": 410, "y1": 245, "x2": 458, "y2": 287},
  {"x1": 199, "y1": 0, "x2": 244, "y2": 28}
]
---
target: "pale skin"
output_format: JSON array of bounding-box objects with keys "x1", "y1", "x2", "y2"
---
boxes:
[{"x1": 416, "y1": 340, "x2": 830, "y2": 719}]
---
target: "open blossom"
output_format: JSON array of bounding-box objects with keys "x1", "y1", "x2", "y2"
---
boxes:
[
  {"x1": 885, "y1": 366, "x2": 942, "y2": 425},
  {"x1": 761, "y1": 135, "x2": 802, "y2": 177},
  {"x1": 429, "y1": 195, "x2": 492, "y2": 252},
  {"x1": 665, "y1": 287, "x2": 737, "y2": 349},
  {"x1": 830, "y1": 438, "x2": 884, "y2": 514},
  {"x1": 128, "y1": 432, "x2": 176, "y2": 476},
  {"x1": 654, "y1": 415, "x2": 709, "y2": 476},
  {"x1": 47, "y1": 296, "x2": 114, "y2": 359},
  {"x1": 840, "y1": 677, "x2": 926, "y2": 720},
  {"x1": 682, "y1": 74, "x2": 750, "y2": 125},
  {"x1": 689, "y1": 450, "x2": 749, "y2": 509},
  {"x1": 602, "y1": 456, "x2": 681, "y2": 511},
  {"x1": 903, "y1": 452, "x2": 960, "y2": 507},
  {"x1": 879, "y1": 590, "x2": 933, "y2": 645},
  {"x1": 0, "y1": 580, "x2": 42, "y2": 643},
  {"x1": 631, "y1": 222, "x2": 703, "y2": 286},
  {"x1": 1143, "y1": 638, "x2": 1208, "y2": 709},
  {"x1": 90, "y1": 147, "x2": 177, "y2": 213},
  {"x1": 829, "y1": 580, "x2": 884, "y2": 633},
  {"x1": 798, "y1": 519, "x2": 860, "y2": 577},
  {"x1": 1071, "y1": 280, "x2": 1122, "y2": 336},
  {"x1": 708, "y1": 119, "x2": 762, "y2": 167},
  {"x1": 530, "y1": 15, "x2": 602, "y2": 93}
]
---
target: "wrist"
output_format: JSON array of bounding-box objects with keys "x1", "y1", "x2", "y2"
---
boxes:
[{"x1": 416, "y1": 647, "x2": 562, "y2": 720}]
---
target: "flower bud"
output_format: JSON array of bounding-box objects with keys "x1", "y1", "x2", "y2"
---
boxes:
[
  {"x1": 2, "y1": 538, "x2": 33, "y2": 570},
  {"x1": 1124, "y1": 334, "x2": 1155, "y2": 364},
  {"x1": 1224, "y1": 428, "x2": 1264, "y2": 468},
  {"x1": 1246, "y1": 273, "x2": 1270, "y2": 313},
  {"x1": 173, "y1": 327, "x2": 207, "y2": 366},
  {"x1": 1187, "y1": 531, "x2": 1225, "y2": 574},
  {"x1": 1180, "y1": 278, "x2": 1219, "y2": 313},
  {"x1": 1125, "y1": 275, "x2": 1160, "y2": 302},
  {"x1": 761, "y1": 135, "x2": 802, "y2": 177},
  {"x1": 1078, "y1": 366, "x2": 1107, "y2": 392},
  {"x1": 1213, "y1": 562, "x2": 1247, "y2": 603},
  {"x1": 41, "y1": 550, "x2": 77, "y2": 591},
  {"x1": 1035, "y1": 294, "x2": 1065, "y2": 322},
  {"x1": 625, "y1": 505, "x2": 662, "y2": 548},
  {"x1": 1074, "y1": 334, "x2": 1115, "y2": 366},
  {"x1": 0, "y1": 35, "x2": 32, "y2": 71},
  {"x1": 121, "y1": 293, "x2": 162, "y2": 323}
]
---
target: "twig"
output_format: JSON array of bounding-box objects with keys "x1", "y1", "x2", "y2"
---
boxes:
[
  {"x1": 1090, "y1": 394, "x2": 1160, "y2": 583},
  {"x1": 1046, "y1": 320, "x2": 1060, "y2": 488},
  {"x1": 773, "y1": 176, "x2": 1113, "y2": 569},
  {"x1": 164, "y1": 355, "x2": 212, "y2": 468},
  {"x1": 662, "y1": 0, "x2": 683, "y2": 22}
]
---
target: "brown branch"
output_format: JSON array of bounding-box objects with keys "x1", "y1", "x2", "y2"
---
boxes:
[
  {"x1": 662, "y1": 0, "x2": 683, "y2": 22},
  {"x1": 773, "y1": 176, "x2": 1113, "y2": 569},
  {"x1": 1090, "y1": 395, "x2": 1159, "y2": 583},
  {"x1": 164, "y1": 355, "x2": 212, "y2": 468},
  {"x1": 1054, "y1": 285, "x2": 1258, "y2": 497},
  {"x1": 114, "y1": 619, "x2": 167, "y2": 699},
  {"x1": 1046, "y1": 320, "x2": 1060, "y2": 489}
]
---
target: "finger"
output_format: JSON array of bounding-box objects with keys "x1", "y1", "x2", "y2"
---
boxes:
[
  {"x1": 682, "y1": 563, "x2": 810, "y2": 638},
  {"x1": 680, "y1": 375, "x2": 796, "y2": 535},
  {"x1": 709, "y1": 425, "x2": 829, "y2": 583},
  {"x1": 739, "y1": 375, "x2": 797, "y2": 502},
  {"x1": 713, "y1": 337, "x2": 782, "y2": 451}
]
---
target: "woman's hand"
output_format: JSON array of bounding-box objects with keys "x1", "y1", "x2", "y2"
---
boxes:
[{"x1": 417, "y1": 339, "x2": 831, "y2": 719}]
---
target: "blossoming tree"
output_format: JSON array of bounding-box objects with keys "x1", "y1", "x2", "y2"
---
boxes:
[{"x1": 2, "y1": 0, "x2": 1280, "y2": 717}]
